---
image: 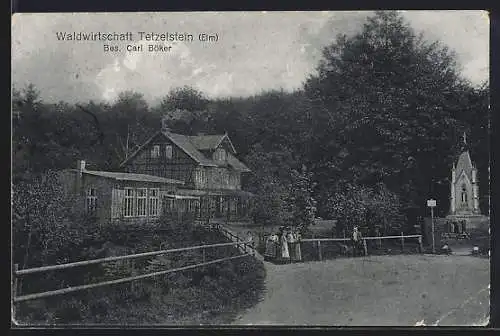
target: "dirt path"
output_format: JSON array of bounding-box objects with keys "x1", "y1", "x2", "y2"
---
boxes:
[{"x1": 232, "y1": 255, "x2": 489, "y2": 326}]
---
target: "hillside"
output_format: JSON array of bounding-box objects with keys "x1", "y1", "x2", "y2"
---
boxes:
[{"x1": 14, "y1": 221, "x2": 266, "y2": 325}]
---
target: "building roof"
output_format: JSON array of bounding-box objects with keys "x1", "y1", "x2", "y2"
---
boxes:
[
  {"x1": 188, "y1": 134, "x2": 226, "y2": 150},
  {"x1": 176, "y1": 188, "x2": 255, "y2": 198},
  {"x1": 167, "y1": 132, "x2": 218, "y2": 167},
  {"x1": 119, "y1": 130, "x2": 250, "y2": 172},
  {"x1": 188, "y1": 133, "x2": 237, "y2": 154},
  {"x1": 77, "y1": 169, "x2": 185, "y2": 185},
  {"x1": 455, "y1": 150, "x2": 474, "y2": 182},
  {"x1": 227, "y1": 152, "x2": 251, "y2": 172}
]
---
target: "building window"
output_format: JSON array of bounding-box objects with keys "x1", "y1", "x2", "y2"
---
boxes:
[
  {"x1": 86, "y1": 188, "x2": 97, "y2": 213},
  {"x1": 151, "y1": 145, "x2": 160, "y2": 158},
  {"x1": 148, "y1": 188, "x2": 160, "y2": 217},
  {"x1": 195, "y1": 170, "x2": 205, "y2": 186},
  {"x1": 165, "y1": 145, "x2": 173, "y2": 159},
  {"x1": 124, "y1": 188, "x2": 135, "y2": 217},
  {"x1": 215, "y1": 148, "x2": 226, "y2": 162},
  {"x1": 136, "y1": 188, "x2": 147, "y2": 217}
]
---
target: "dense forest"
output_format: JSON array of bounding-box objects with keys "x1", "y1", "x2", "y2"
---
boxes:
[{"x1": 13, "y1": 11, "x2": 489, "y2": 263}]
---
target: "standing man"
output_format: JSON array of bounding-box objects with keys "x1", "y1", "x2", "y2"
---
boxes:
[{"x1": 352, "y1": 226, "x2": 360, "y2": 257}]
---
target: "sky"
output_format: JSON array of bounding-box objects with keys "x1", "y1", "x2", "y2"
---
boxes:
[{"x1": 11, "y1": 11, "x2": 489, "y2": 104}]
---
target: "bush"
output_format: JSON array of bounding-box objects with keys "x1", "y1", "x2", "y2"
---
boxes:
[
  {"x1": 326, "y1": 182, "x2": 406, "y2": 236},
  {"x1": 14, "y1": 223, "x2": 266, "y2": 325}
]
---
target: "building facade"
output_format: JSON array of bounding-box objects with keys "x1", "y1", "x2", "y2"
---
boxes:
[
  {"x1": 62, "y1": 124, "x2": 254, "y2": 226},
  {"x1": 60, "y1": 160, "x2": 186, "y2": 226},
  {"x1": 119, "y1": 125, "x2": 253, "y2": 221}
]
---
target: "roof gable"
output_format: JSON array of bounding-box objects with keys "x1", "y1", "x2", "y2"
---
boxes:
[
  {"x1": 119, "y1": 131, "x2": 163, "y2": 167},
  {"x1": 119, "y1": 131, "x2": 217, "y2": 167},
  {"x1": 120, "y1": 130, "x2": 247, "y2": 171},
  {"x1": 455, "y1": 150, "x2": 473, "y2": 181}
]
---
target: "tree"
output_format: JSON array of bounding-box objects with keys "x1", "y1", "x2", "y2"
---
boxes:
[
  {"x1": 245, "y1": 144, "x2": 297, "y2": 227},
  {"x1": 156, "y1": 86, "x2": 211, "y2": 135},
  {"x1": 101, "y1": 91, "x2": 159, "y2": 168},
  {"x1": 326, "y1": 182, "x2": 405, "y2": 236},
  {"x1": 159, "y1": 86, "x2": 209, "y2": 112},
  {"x1": 12, "y1": 171, "x2": 89, "y2": 268},
  {"x1": 304, "y1": 10, "x2": 479, "y2": 217},
  {"x1": 287, "y1": 165, "x2": 317, "y2": 231}
]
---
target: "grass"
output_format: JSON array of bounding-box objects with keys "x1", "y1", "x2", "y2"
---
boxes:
[
  {"x1": 235, "y1": 254, "x2": 490, "y2": 326},
  {"x1": 14, "y1": 223, "x2": 267, "y2": 325}
]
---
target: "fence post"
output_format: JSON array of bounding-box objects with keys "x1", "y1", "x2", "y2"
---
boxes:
[
  {"x1": 318, "y1": 240, "x2": 323, "y2": 261},
  {"x1": 401, "y1": 232, "x2": 405, "y2": 252},
  {"x1": 13, "y1": 263, "x2": 18, "y2": 301},
  {"x1": 363, "y1": 239, "x2": 368, "y2": 256},
  {"x1": 418, "y1": 236, "x2": 423, "y2": 253},
  {"x1": 202, "y1": 247, "x2": 206, "y2": 263}
]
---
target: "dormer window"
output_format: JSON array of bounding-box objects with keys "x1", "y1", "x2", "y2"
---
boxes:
[
  {"x1": 215, "y1": 148, "x2": 226, "y2": 162},
  {"x1": 151, "y1": 145, "x2": 160, "y2": 158}
]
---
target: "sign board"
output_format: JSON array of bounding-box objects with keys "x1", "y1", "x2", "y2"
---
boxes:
[{"x1": 427, "y1": 199, "x2": 436, "y2": 207}]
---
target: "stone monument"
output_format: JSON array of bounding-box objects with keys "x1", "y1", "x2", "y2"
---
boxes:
[{"x1": 446, "y1": 132, "x2": 489, "y2": 232}]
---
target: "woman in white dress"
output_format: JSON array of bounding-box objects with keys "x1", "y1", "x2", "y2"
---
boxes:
[
  {"x1": 294, "y1": 230, "x2": 302, "y2": 262},
  {"x1": 280, "y1": 229, "x2": 290, "y2": 263}
]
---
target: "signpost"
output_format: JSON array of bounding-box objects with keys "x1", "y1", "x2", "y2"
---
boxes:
[{"x1": 427, "y1": 199, "x2": 437, "y2": 253}]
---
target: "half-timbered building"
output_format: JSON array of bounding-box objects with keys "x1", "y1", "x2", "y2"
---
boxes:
[
  {"x1": 119, "y1": 123, "x2": 254, "y2": 221},
  {"x1": 61, "y1": 123, "x2": 253, "y2": 226}
]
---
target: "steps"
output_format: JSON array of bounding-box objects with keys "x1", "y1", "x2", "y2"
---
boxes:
[{"x1": 215, "y1": 223, "x2": 264, "y2": 262}]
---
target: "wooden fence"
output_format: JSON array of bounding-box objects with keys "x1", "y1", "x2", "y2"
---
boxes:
[
  {"x1": 12, "y1": 240, "x2": 255, "y2": 304},
  {"x1": 214, "y1": 223, "x2": 258, "y2": 256},
  {"x1": 302, "y1": 233, "x2": 423, "y2": 260}
]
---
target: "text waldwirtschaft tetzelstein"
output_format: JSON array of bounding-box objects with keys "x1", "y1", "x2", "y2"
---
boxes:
[{"x1": 55, "y1": 32, "x2": 211, "y2": 42}]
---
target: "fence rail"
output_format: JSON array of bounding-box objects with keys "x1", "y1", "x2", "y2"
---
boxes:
[
  {"x1": 14, "y1": 254, "x2": 250, "y2": 303},
  {"x1": 15, "y1": 241, "x2": 251, "y2": 276},
  {"x1": 214, "y1": 223, "x2": 255, "y2": 255},
  {"x1": 302, "y1": 233, "x2": 423, "y2": 260},
  {"x1": 13, "y1": 240, "x2": 255, "y2": 303}
]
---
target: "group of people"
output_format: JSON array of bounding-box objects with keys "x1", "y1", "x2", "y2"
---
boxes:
[{"x1": 264, "y1": 226, "x2": 302, "y2": 263}]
